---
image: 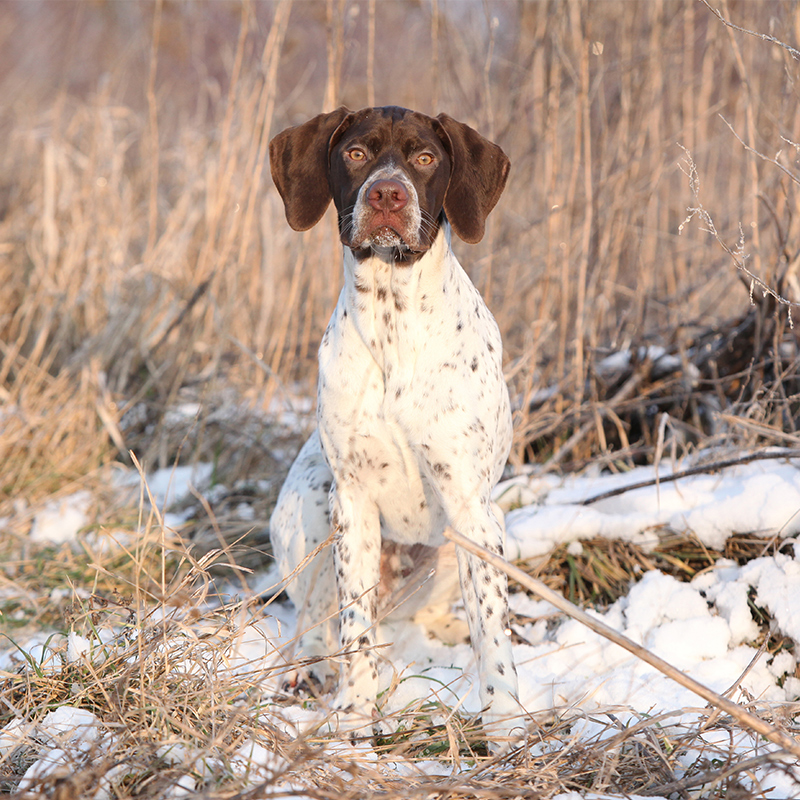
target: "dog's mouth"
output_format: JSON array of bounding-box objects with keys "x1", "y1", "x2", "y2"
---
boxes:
[
  {"x1": 348, "y1": 218, "x2": 423, "y2": 255},
  {"x1": 362, "y1": 207, "x2": 430, "y2": 249},
  {"x1": 367, "y1": 224, "x2": 407, "y2": 248},
  {"x1": 344, "y1": 191, "x2": 433, "y2": 259}
]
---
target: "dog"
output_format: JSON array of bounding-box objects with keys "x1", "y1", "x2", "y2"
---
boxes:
[{"x1": 268, "y1": 106, "x2": 521, "y2": 746}]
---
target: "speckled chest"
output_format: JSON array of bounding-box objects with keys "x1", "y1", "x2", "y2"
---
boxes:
[{"x1": 315, "y1": 231, "x2": 510, "y2": 545}]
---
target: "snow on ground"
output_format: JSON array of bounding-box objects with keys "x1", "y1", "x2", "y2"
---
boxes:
[{"x1": 5, "y1": 448, "x2": 800, "y2": 797}]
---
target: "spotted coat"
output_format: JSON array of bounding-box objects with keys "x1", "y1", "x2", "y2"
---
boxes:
[{"x1": 269, "y1": 106, "x2": 521, "y2": 747}]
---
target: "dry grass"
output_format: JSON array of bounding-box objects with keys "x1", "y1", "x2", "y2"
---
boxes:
[
  {"x1": 3, "y1": 564, "x2": 798, "y2": 800},
  {"x1": 3, "y1": 0, "x2": 800, "y2": 796},
  {"x1": 520, "y1": 531, "x2": 794, "y2": 610},
  {"x1": 4, "y1": 1, "x2": 800, "y2": 503},
  {"x1": 0, "y1": 511, "x2": 798, "y2": 796}
]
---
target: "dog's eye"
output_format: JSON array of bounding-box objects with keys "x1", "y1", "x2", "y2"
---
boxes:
[
  {"x1": 416, "y1": 153, "x2": 435, "y2": 166},
  {"x1": 346, "y1": 148, "x2": 367, "y2": 162}
]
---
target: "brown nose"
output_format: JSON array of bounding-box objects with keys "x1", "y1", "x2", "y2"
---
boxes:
[{"x1": 367, "y1": 179, "x2": 408, "y2": 212}]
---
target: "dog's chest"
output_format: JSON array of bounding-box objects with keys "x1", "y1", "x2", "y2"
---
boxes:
[{"x1": 317, "y1": 238, "x2": 507, "y2": 544}]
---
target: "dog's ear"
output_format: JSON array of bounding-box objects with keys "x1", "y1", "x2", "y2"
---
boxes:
[
  {"x1": 434, "y1": 114, "x2": 510, "y2": 244},
  {"x1": 269, "y1": 107, "x2": 353, "y2": 231}
]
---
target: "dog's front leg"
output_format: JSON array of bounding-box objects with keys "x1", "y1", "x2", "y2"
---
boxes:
[
  {"x1": 330, "y1": 487, "x2": 382, "y2": 739},
  {"x1": 448, "y1": 499, "x2": 522, "y2": 749}
]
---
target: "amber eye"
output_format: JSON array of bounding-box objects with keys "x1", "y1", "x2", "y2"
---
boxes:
[
  {"x1": 417, "y1": 153, "x2": 435, "y2": 166},
  {"x1": 347, "y1": 148, "x2": 367, "y2": 162}
]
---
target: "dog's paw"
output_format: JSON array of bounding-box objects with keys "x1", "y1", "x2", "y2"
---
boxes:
[
  {"x1": 369, "y1": 708, "x2": 398, "y2": 741},
  {"x1": 281, "y1": 660, "x2": 336, "y2": 697},
  {"x1": 281, "y1": 672, "x2": 317, "y2": 696},
  {"x1": 420, "y1": 612, "x2": 470, "y2": 645}
]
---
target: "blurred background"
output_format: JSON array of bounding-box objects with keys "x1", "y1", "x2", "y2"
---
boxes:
[{"x1": 2, "y1": 0, "x2": 800, "y2": 515}]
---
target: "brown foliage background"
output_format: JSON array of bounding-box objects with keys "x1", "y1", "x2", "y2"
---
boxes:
[{"x1": 2, "y1": 0, "x2": 800, "y2": 506}]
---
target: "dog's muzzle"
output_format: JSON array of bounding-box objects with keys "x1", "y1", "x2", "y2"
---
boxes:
[{"x1": 350, "y1": 171, "x2": 422, "y2": 252}]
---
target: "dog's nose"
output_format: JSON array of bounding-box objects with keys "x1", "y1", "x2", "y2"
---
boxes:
[{"x1": 367, "y1": 179, "x2": 408, "y2": 212}]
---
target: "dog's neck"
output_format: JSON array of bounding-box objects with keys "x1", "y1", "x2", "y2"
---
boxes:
[{"x1": 339, "y1": 223, "x2": 461, "y2": 373}]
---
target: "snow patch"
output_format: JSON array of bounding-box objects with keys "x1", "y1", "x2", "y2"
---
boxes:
[{"x1": 30, "y1": 490, "x2": 92, "y2": 543}]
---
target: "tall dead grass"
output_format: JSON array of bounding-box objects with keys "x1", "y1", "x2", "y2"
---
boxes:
[{"x1": 1, "y1": 2, "x2": 800, "y2": 497}]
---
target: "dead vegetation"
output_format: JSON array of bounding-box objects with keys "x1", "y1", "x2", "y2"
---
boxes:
[
  {"x1": 3, "y1": 0, "x2": 800, "y2": 797},
  {"x1": 522, "y1": 531, "x2": 795, "y2": 610},
  {"x1": 4, "y1": 1, "x2": 800, "y2": 504},
  {"x1": 2, "y1": 538, "x2": 797, "y2": 800}
]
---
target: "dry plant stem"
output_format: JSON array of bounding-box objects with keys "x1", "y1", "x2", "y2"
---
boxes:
[
  {"x1": 700, "y1": 0, "x2": 800, "y2": 61},
  {"x1": 191, "y1": 2, "x2": 250, "y2": 285},
  {"x1": 679, "y1": 144, "x2": 799, "y2": 327},
  {"x1": 720, "y1": 0, "x2": 761, "y2": 282},
  {"x1": 580, "y1": 448, "x2": 800, "y2": 506},
  {"x1": 719, "y1": 413, "x2": 800, "y2": 446},
  {"x1": 443, "y1": 526, "x2": 800, "y2": 761},
  {"x1": 429, "y1": 0, "x2": 438, "y2": 111},
  {"x1": 720, "y1": 114, "x2": 800, "y2": 190},
  {"x1": 367, "y1": 0, "x2": 376, "y2": 107},
  {"x1": 700, "y1": 624, "x2": 773, "y2": 734},
  {"x1": 236, "y1": 0, "x2": 291, "y2": 271},
  {"x1": 572, "y1": 0, "x2": 592, "y2": 408},
  {"x1": 145, "y1": 0, "x2": 162, "y2": 258},
  {"x1": 324, "y1": 0, "x2": 344, "y2": 111},
  {"x1": 646, "y1": 752, "x2": 790, "y2": 797}
]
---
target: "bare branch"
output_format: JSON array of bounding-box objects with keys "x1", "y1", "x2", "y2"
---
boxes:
[
  {"x1": 700, "y1": 0, "x2": 800, "y2": 61},
  {"x1": 580, "y1": 448, "x2": 800, "y2": 505},
  {"x1": 720, "y1": 114, "x2": 800, "y2": 189},
  {"x1": 678, "y1": 145, "x2": 797, "y2": 327}
]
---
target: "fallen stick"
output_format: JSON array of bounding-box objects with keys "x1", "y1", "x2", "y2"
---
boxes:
[
  {"x1": 581, "y1": 447, "x2": 800, "y2": 506},
  {"x1": 443, "y1": 526, "x2": 800, "y2": 760}
]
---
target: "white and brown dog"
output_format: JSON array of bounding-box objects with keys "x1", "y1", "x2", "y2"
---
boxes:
[{"x1": 268, "y1": 106, "x2": 521, "y2": 746}]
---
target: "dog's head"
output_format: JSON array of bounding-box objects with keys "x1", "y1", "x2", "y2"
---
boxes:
[{"x1": 269, "y1": 106, "x2": 509, "y2": 260}]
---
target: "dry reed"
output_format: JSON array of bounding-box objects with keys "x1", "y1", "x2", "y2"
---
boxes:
[{"x1": 3, "y1": 1, "x2": 800, "y2": 504}]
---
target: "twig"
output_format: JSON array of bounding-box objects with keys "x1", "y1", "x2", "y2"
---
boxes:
[
  {"x1": 643, "y1": 751, "x2": 790, "y2": 797},
  {"x1": 720, "y1": 114, "x2": 800, "y2": 189},
  {"x1": 580, "y1": 448, "x2": 800, "y2": 506},
  {"x1": 700, "y1": 0, "x2": 800, "y2": 61},
  {"x1": 701, "y1": 623, "x2": 774, "y2": 733},
  {"x1": 678, "y1": 145, "x2": 798, "y2": 328},
  {"x1": 150, "y1": 277, "x2": 213, "y2": 354},
  {"x1": 444, "y1": 526, "x2": 800, "y2": 761},
  {"x1": 719, "y1": 413, "x2": 800, "y2": 446}
]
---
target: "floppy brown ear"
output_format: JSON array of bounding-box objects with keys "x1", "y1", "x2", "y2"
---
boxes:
[
  {"x1": 269, "y1": 107, "x2": 352, "y2": 231},
  {"x1": 434, "y1": 113, "x2": 510, "y2": 244}
]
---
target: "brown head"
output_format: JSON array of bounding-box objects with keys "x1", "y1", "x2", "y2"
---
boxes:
[{"x1": 269, "y1": 106, "x2": 509, "y2": 261}]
